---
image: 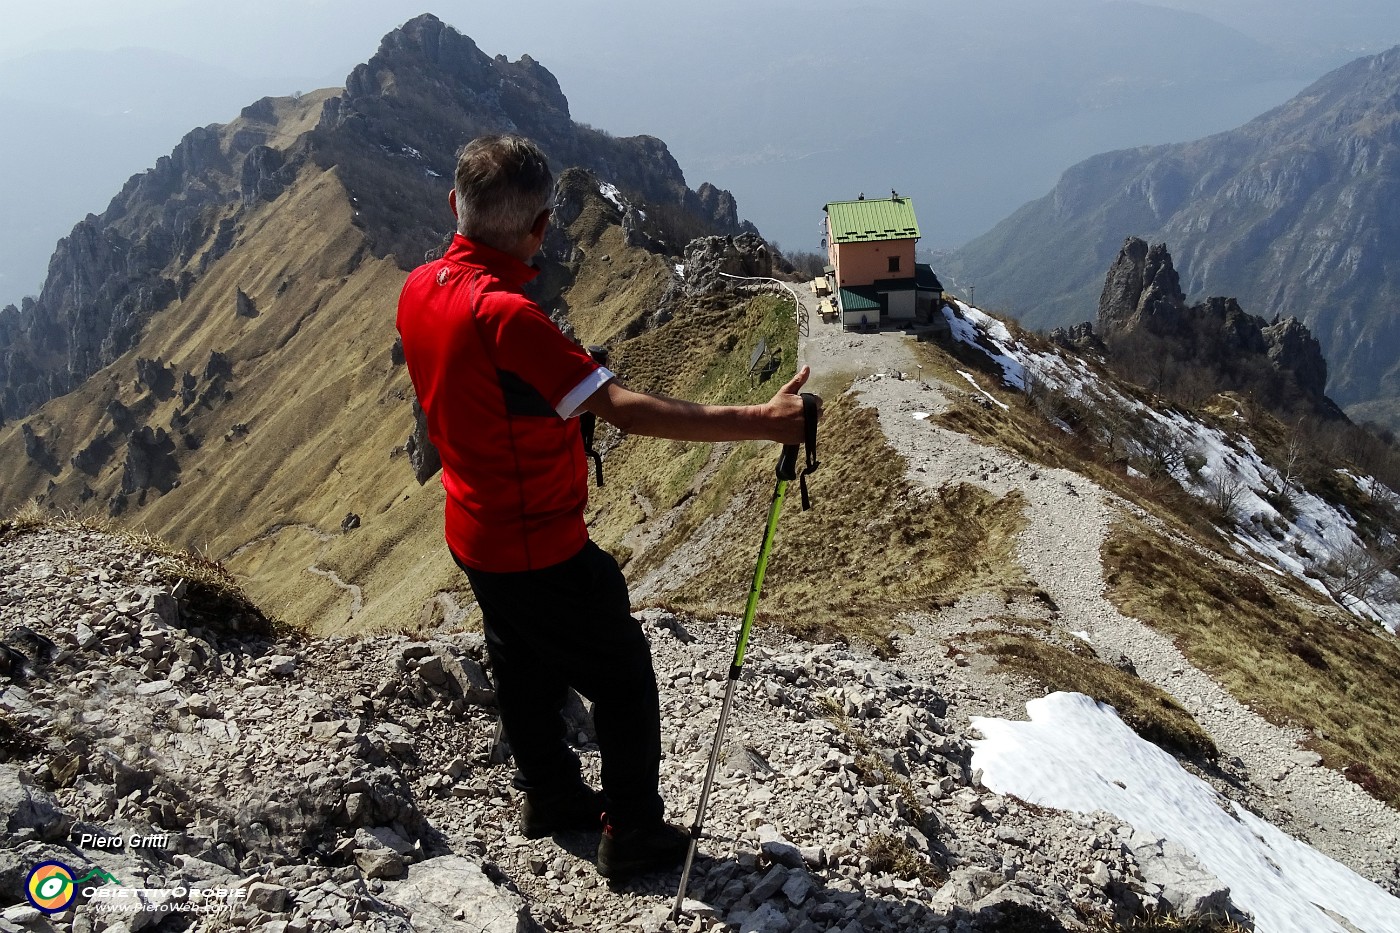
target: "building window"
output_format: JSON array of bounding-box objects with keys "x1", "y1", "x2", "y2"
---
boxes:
[{"x1": 888, "y1": 256, "x2": 900, "y2": 273}]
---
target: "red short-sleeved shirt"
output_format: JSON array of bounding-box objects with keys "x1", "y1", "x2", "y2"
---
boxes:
[{"x1": 396, "y1": 235, "x2": 612, "y2": 572}]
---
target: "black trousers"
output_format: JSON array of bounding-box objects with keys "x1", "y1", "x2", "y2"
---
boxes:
[{"x1": 457, "y1": 540, "x2": 663, "y2": 830}]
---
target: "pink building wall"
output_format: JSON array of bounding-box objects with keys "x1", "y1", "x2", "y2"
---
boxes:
[{"x1": 830, "y1": 238, "x2": 917, "y2": 290}]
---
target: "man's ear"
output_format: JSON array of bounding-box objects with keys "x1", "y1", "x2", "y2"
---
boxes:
[
  {"x1": 448, "y1": 188, "x2": 458, "y2": 219},
  {"x1": 529, "y1": 208, "x2": 551, "y2": 239}
]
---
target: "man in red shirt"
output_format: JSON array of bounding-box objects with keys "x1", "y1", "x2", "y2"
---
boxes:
[{"x1": 397, "y1": 134, "x2": 817, "y2": 880}]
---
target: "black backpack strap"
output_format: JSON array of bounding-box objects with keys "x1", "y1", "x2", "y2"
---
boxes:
[
  {"x1": 581, "y1": 411, "x2": 604, "y2": 486},
  {"x1": 581, "y1": 345, "x2": 610, "y2": 487}
]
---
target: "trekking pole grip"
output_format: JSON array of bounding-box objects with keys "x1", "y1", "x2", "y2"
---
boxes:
[
  {"x1": 776, "y1": 443, "x2": 800, "y2": 481},
  {"x1": 776, "y1": 392, "x2": 819, "y2": 483}
]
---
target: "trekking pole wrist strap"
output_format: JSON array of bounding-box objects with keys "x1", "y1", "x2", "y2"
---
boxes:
[{"x1": 776, "y1": 393, "x2": 820, "y2": 510}]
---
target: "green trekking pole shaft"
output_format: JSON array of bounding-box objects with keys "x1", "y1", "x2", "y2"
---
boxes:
[
  {"x1": 730, "y1": 471, "x2": 792, "y2": 673},
  {"x1": 671, "y1": 444, "x2": 798, "y2": 921}
]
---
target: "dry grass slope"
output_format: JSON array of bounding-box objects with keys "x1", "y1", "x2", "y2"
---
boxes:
[
  {"x1": 1104, "y1": 518, "x2": 1400, "y2": 806},
  {"x1": 664, "y1": 391, "x2": 1031, "y2": 653},
  {"x1": 582, "y1": 293, "x2": 803, "y2": 566},
  {"x1": 0, "y1": 160, "x2": 465, "y2": 635}
]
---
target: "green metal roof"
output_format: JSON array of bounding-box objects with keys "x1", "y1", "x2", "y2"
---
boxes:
[
  {"x1": 838, "y1": 287, "x2": 881, "y2": 312},
  {"x1": 825, "y1": 197, "x2": 921, "y2": 244}
]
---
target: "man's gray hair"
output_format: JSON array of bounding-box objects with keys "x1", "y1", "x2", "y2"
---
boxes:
[{"x1": 454, "y1": 135, "x2": 554, "y2": 250}]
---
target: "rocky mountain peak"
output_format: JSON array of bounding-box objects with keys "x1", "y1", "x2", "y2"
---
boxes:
[
  {"x1": 345, "y1": 12, "x2": 570, "y2": 124},
  {"x1": 680, "y1": 233, "x2": 776, "y2": 295},
  {"x1": 1264, "y1": 315, "x2": 1330, "y2": 399},
  {"x1": 1096, "y1": 237, "x2": 1185, "y2": 338},
  {"x1": 1094, "y1": 237, "x2": 1335, "y2": 417},
  {"x1": 0, "y1": 17, "x2": 754, "y2": 426}
]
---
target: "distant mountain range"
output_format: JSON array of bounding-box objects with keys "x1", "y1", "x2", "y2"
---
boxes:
[
  {"x1": 9, "y1": 0, "x2": 1394, "y2": 310},
  {"x1": 946, "y1": 44, "x2": 1400, "y2": 428}
]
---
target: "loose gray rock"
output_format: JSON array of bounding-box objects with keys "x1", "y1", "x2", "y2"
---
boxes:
[
  {"x1": 1132, "y1": 834, "x2": 1244, "y2": 923},
  {"x1": 0, "y1": 766, "x2": 71, "y2": 842},
  {"x1": 383, "y1": 856, "x2": 541, "y2": 933}
]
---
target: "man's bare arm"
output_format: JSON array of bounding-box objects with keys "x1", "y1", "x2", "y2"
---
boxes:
[{"x1": 581, "y1": 366, "x2": 817, "y2": 446}]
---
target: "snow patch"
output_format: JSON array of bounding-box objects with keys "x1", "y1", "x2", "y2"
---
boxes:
[
  {"x1": 972, "y1": 692, "x2": 1400, "y2": 933},
  {"x1": 941, "y1": 301, "x2": 1400, "y2": 631},
  {"x1": 599, "y1": 182, "x2": 625, "y2": 210},
  {"x1": 957, "y1": 370, "x2": 1009, "y2": 411}
]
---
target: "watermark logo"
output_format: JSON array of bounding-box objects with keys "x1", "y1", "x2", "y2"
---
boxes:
[
  {"x1": 25, "y1": 861, "x2": 123, "y2": 914},
  {"x1": 26, "y1": 862, "x2": 75, "y2": 913},
  {"x1": 25, "y1": 852, "x2": 246, "y2": 918}
]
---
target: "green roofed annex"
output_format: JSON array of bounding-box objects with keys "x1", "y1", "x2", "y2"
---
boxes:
[{"x1": 821, "y1": 193, "x2": 945, "y2": 330}]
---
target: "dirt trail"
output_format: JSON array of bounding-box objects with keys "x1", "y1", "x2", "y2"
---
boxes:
[{"x1": 799, "y1": 297, "x2": 1400, "y2": 883}]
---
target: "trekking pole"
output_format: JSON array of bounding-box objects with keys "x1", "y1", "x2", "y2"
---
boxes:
[{"x1": 671, "y1": 394, "x2": 819, "y2": 921}]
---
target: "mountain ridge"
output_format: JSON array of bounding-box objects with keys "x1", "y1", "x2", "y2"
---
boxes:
[
  {"x1": 0, "y1": 16, "x2": 758, "y2": 635},
  {"x1": 0, "y1": 13, "x2": 751, "y2": 427},
  {"x1": 946, "y1": 43, "x2": 1400, "y2": 426}
]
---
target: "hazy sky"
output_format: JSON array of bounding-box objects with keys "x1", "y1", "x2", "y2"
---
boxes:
[
  {"x1": 3, "y1": 0, "x2": 1399, "y2": 307},
  {"x1": 2, "y1": 1, "x2": 583, "y2": 86}
]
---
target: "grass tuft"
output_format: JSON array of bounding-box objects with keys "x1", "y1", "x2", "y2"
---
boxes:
[
  {"x1": 131, "y1": 530, "x2": 296, "y2": 641},
  {"x1": 2, "y1": 509, "x2": 291, "y2": 641},
  {"x1": 863, "y1": 832, "x2": 946, "y2": 887},
  {"x1": 0, "y1": 712, "x2": 44, "y2": 762},
  {"x1": 1081, "y1": 906, "x2": 1251, "y2": 932},
  {"x1": 0, "y1": 500, "x2": 49, "y2": 538},
  {"x1": 818, "y1": 696, "x2": 930, "y2": 831}
]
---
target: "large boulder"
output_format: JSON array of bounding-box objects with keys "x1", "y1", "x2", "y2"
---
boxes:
[
  {"x1": 1130, "y1": 832, "x2": 1248, "y2": 925},
  {"x1": 0, "y1": 765, "x2": 73, "y2": 842},
  {"x1": 681, "y1": 233, "x2": 775, "y2": 295},
  {"x1": 383, "y1": 856, "x2": 542, "y2": 933}
]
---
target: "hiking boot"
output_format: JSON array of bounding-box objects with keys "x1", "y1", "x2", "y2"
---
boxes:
[
  {"x1": 597, "y1": 820, "x2": 690, "y2": 880},
  {"x1": 520, "y1": 789, "x2": 605, "y2": 838}
]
